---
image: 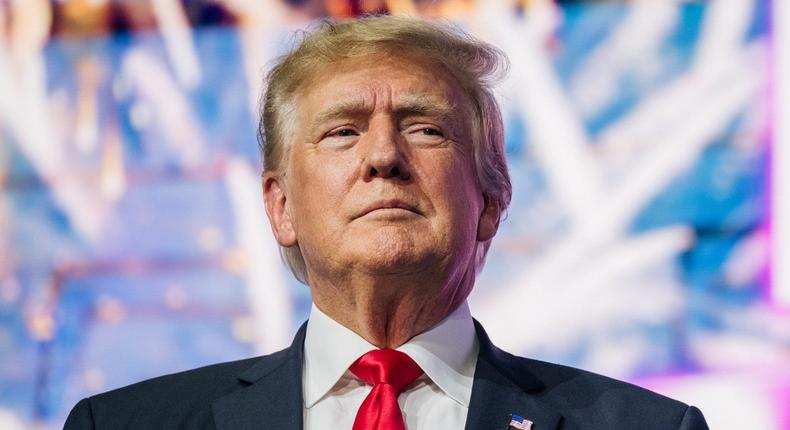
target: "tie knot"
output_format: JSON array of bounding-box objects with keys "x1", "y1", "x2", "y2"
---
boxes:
[{"x1": 349, "y1": 349, "x2": 423, "y2": 393}]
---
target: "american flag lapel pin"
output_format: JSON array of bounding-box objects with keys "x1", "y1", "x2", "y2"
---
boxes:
[{"x1": 507, "y1": 414, "x2": 533, "y2": 430}]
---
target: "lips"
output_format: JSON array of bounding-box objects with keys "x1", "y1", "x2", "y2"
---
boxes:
[{"x1": 354, "y1": 199, "x2": 422, "y2": 219}]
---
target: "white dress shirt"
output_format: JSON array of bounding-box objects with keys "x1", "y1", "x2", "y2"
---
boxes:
[{"x1": 302, "y1": 301, "x2": 479, "y2": 429}]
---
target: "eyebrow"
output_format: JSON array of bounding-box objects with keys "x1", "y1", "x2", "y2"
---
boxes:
[
  {"x1": 309, "y1": 94, "x2": 454, "y2": 130},
  {"x1": 394, "y1": 94, "x2": 454, "y2": 119}
]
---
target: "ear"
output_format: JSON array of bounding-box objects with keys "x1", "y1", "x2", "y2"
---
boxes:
[
  {"x1": 476, "y1": 194, "x2": 501, "y2": 242},
  {"x1": 263, "y1": 173, "x2": 297, "y2": 247}
]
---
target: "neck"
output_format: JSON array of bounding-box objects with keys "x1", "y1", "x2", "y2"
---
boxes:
[{"x1": 309, "y1": 267, "x2": 475, "y2": 348}]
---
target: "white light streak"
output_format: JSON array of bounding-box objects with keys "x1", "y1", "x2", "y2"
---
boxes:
[
  {"x1": 151, "y1": 0, "x2": 202, "y2": 90},
  {"x1": 570, "y1": 2, "x2": 678, "y2": 116},
  {"x1": 481, "y1": 6, "x2": 603, "y2": 224},
  {"x1": 224, "y1": 159, "x2": 292, "y2": 354},
  {"x1": 122, "y1": 49, "x2": 205, "y2": 165},
  {"x1": 74, "y1": 58, "x2": 102, "y2": 154},
  {"x1": 695, "y1": 0, "x2": 754, "y2": 71},
  {"x1": 474, "y1": 226, "x2": 691, "y2": 357},
  {"x1": 216, "y1": 0, "x2": 290, "y2": 121}
]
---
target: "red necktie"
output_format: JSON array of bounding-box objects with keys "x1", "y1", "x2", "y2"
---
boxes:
[{"x1": 349, "y1": 349, "x2": 424, "y2": 430}]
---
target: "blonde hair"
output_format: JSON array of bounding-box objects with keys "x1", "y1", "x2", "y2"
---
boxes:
[{"x1": 259, "y1": 15, "x2": 511, "y2": 284}]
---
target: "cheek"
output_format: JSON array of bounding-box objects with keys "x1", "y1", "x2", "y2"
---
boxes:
[
  {"x1": 289, "y1": 152, "x2": 356, "y2": 225},
  {"x1": 422, "y1": 154, "x2": 482, "y2": 229},
  {"x1": 452, "y1": 177, "x2": 483, "y2": 233}
]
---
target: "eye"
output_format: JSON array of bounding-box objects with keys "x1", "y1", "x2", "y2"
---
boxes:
[
  {"x1": 406, "y1": 125, "x2": 446, "y2": 144},
  {"x1": 331, "y1": 128, "x2": 359, "y2": 137},
  {"x1": 420, "y1": 127, "x2": 443, "y2": 137},
  {"x1": 320, "y1": 126, "x2": 360, "y2": 148}
]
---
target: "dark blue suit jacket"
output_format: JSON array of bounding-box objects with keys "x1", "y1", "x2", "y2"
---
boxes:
[{"x1": 64, "y1": 321, "x2": 708, "y2": 429}]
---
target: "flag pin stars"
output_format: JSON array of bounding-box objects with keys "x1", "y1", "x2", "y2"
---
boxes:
[{"x1": 507, "y1": 414, "x2": 533, "y2": 430}]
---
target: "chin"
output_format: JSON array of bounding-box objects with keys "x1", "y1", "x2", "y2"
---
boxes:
[
  {"x1": 350, "y1": 230, "x2": 435, "y2": 274},
  {"x1": 358, "y1": 255, "x2": 427, "y2": 275}
]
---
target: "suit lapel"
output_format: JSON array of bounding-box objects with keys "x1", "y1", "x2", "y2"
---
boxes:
[
  {"x1": 465, "y1": 321, "x2": 562, "y2": 430},
  {"x1": 212, "y1": 323, "x2": 307, "y2": 430}
]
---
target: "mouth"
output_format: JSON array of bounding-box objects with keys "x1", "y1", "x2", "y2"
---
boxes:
[{"x1": 354, "y1": 199, "x2": 422, "y2": 220}]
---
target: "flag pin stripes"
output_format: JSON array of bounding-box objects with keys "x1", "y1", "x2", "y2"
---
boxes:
[{"x1": 507, "y1": 414, "x2": 533, "y2": 430}]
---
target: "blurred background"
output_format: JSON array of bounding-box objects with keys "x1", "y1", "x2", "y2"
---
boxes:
[{"x1": 0, "y1": 0, "x2": 787, "y2": 428}]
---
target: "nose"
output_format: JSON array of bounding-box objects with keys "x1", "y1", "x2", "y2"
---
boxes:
[{"x1": 360, "y1": 117, "x2": 411, "y2": 181}]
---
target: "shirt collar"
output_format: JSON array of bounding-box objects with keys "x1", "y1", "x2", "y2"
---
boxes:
[{"x1": 302, "y1": 302, "x2": 478, "y2": 408}]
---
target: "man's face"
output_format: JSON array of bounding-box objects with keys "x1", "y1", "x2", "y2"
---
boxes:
[{"x1": 265, "y1": 54, "x2": 498, "y2": 284}]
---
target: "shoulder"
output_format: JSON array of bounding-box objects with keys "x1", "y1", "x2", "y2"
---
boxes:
[
  {"x1": 64, "y1": 350, "x2": 289, "y2": 429},
  {"x1": 523, "y1": 355, "x2": 682, "y2": 407},
  {"x1": 95, "y1": 355, "x2": 261, "y2": 403},
  {"x1": 511, "y1": 353, "x2": 706, "y2": 429},
  {"x1": 473, "y1": 322, "x2": 707, "y2": 429}
]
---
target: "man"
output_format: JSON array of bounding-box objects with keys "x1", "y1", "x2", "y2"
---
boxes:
[{"x1": 65, "y1": 16, "x2": 708, "y2": 430}]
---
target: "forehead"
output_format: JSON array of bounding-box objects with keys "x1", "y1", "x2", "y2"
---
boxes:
[{"x1": 295, "y1": 54, "x2": 467, "y2": 120}]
